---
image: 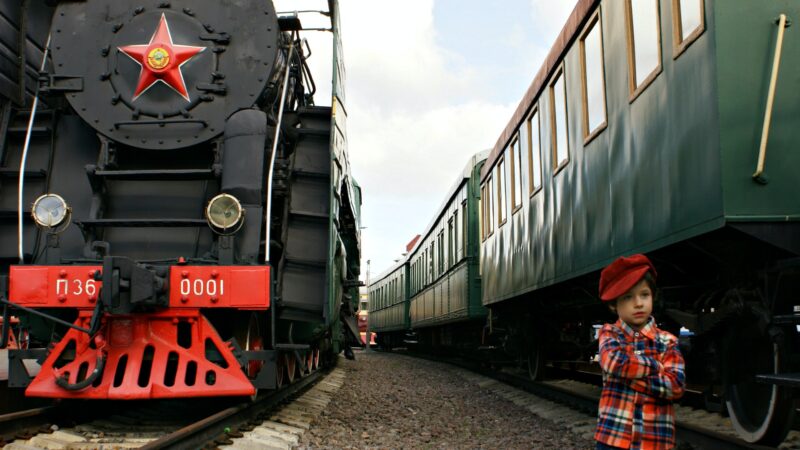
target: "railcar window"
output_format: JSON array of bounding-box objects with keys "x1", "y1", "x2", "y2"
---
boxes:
[
  {"x1": 428, "y1": 246, "x2": 434, "y2": 282},
  {"x1": 580, "y1": 12, "x2": 607, "y2": 141},
  {"x1": 461, "y1": 201, "x2": 468, "y2": 256},
  {"x1": 527, "y1": 109, "x2": 543, "y2": 194},
  {"x1": 453, "y1": 211, "x2": 459, "y2": 261},
  {"x1": 550, "y1": 69, "x2": 570, "y2": 172},
  {"x1": 448, "y1": 218, "x2": 454, "y2": 268},
  {"x1": 511, "y1": 136, "x2": 523, "y2": 212},
  {"x1": 437, "y1": 232, "x2": 444, "y2": 274},
  {"x1": 497, "y1": 158, "x2": 508, "y2": 226},
  {"x1": 626, "y1": 0, "x2": 662, "y2": 97},
  {"x1": 487, "y1": 174, "x2": 495, "y2": 236},
  {"x1": 672, "y1": 0, "x2": 704, "y2": 57}
]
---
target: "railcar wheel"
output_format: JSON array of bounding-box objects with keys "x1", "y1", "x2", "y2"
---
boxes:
[
  {"x1": 723, "y1": 315, "x2": 794, "y2": 445},
  {"x1": 527, "y1": 340, "x2": 545, "y2": 381}
]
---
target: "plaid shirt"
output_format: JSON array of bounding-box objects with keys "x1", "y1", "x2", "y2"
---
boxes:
[{"x1": 594, "y1": 317, "x2": 686, "y2": 449}]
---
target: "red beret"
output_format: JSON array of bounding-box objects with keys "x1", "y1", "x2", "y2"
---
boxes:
[{"x1": 599, "y1": 254, "x2": 657, "y2": 301}]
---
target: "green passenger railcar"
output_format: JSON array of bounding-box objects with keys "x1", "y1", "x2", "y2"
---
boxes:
[
  {"x1": 368, "y1": 152, "x2": 486, "y2": 350},
  {"x1": 368, "y1": 261, "x2": 408, "y2": 348},
  {"x1": 477, "y1": 0, "x2": 799, "y2": 444},
  {"x1": 407, "y1": 152, "x2": 486, "y2": 347}
]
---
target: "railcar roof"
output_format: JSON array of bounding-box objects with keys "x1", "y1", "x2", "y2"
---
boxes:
[
  {"x1": 480, "y1": 0, "x2": 599, "y2": 182},
  {"x1": 407, "y1": 149, "x2": 488, "y2": 256},
  {"x1": 370, "y1": 149, "x2": 487, "y2": 284}
]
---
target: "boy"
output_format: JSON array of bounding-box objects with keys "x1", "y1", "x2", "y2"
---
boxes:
[{"x1": 594, "y1": 254, "x2": 686, "y2": 450}]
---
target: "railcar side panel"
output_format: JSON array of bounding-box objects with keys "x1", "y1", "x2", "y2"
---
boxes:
[
  {"x1": 716, "y1": 0, "x2": 800, "y2": 221},
  {"x1": 482, "y1": 0, "x2": 724, "y2": 305}
]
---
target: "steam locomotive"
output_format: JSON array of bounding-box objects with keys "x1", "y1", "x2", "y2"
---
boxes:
[{"x1": 0, "y1": 0, "x2": 362, "y2": 399}]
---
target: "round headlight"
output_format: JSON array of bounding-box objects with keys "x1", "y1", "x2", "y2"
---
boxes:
[
  {"x1": 32, "y1": 194, "x2": 70, "y2": 228},
  {"x1": 205, "y1": 194, "x2": 244, "y2": 232}
]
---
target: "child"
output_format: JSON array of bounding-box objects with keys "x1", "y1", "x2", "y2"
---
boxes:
[{"x1": 594, "y1": 254, "x2": 685, "y2": 450}]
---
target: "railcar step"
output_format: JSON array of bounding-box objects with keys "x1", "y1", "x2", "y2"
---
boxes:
[
  {"x1": 91, "y1": 168, "x2": 217, "y2": 181},
  {"x1": 75, "y1": 218, "x2": 207, "y2": 227},
  {"x1": 755, "y1": 373, "x2": 800, "y2": 387}
]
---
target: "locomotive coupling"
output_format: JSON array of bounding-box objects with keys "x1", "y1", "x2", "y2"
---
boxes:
[{"x1": 100, "y1": 256, "x2": 168, "y2": 314}]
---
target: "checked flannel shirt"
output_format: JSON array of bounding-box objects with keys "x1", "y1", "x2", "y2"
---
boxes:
[{"x1": 594, "y1": 317, "x2": 686, "y2": 449}]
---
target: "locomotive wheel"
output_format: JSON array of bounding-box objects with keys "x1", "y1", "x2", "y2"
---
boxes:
[
  {"x1": 234, "y1": 313, "x2": 265, "y2": 379},
  {"x1": 305, "y1": 351, "x2": 313, "y2": 374},
  {"x1": 275, "y1": 354, "x2": 285, "y2": 388},
  {"x1": 723, "y1": 315, "x2": 794, "y2": 445},
  {"x1": 233, "y1": 313, "x2": 266, "y2": 400},
  {"x1": 312, "y1": 348, "x2": 320, "y2": 371},
  {"x1": 285, "y1": 353, "x2": 297, "y2": 384}
]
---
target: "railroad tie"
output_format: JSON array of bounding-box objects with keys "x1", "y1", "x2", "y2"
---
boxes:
[{"x1": 222, "y1": 367, "x2": 347, "y2": 450}]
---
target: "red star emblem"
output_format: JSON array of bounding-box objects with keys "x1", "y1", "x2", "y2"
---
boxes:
[{"x1": 118, "y1": 14, "x2": 205, "y2": 101}]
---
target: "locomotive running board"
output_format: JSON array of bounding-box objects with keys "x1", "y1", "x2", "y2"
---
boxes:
[{"x1": 23, "y1": 310, "x2": 256, "y2": 399}]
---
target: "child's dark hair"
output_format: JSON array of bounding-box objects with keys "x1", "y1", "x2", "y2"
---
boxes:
[{"x1": 607, "y1": 271, "x2": 657, "y2": 311}]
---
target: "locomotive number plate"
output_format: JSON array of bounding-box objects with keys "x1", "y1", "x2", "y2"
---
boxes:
[{"x1": 168, "y1": 266, "x2": 270, "y2": 309}]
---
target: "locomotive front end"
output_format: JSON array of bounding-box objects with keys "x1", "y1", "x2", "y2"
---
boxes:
[{"x1": 0, "y1": 0, "x2": 352, "y2": 400}]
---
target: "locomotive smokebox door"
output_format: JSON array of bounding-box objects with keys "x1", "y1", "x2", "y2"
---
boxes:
[{"x1": 50, "y1": 0, "x2": 280, "y2": 150}]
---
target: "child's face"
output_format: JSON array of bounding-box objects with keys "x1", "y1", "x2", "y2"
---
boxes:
[{"x1": 611, "y1": 278, "x2": 653, "y2": 330}]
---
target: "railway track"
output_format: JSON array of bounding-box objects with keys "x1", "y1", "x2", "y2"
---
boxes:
[
  {"x1": 387, "y1": 349, "x2": 799, "y2": 449},
  {"x1": 0, "y1": 364, "x2": 345, "y2": 449}
]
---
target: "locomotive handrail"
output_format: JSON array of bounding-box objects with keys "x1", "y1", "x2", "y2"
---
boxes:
[
  {"x1": 17, "y1": 33, "x2": 51, "y2": 263},
  {"x1": 753, "y1": 14, "x2": 790, "y2": 184},
  {"x1": 264, "y1": 32, "x2": 297, "y2": 262}
]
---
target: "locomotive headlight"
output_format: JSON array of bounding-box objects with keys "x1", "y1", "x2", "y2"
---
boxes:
[
  {"x1": 32, "y1": 194, "x2": 71, "y2": 230},
  {"x1": 205, "y1": 194, "x2": 244, "y2": 233}
]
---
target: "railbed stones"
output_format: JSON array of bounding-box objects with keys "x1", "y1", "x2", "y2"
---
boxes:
[{"x1": 298, "y1": 351, "x2": 594, "y2": 449}]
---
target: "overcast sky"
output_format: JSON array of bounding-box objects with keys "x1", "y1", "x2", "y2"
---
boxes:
[{"x1": 275, "y1": 0, "x2": 577, "y2": 280}]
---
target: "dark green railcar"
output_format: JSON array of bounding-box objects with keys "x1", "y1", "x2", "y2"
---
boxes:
[
  {"x1": 406, "y1": 152, "x2": 486, "y2": 348},
  {"x1": 368, "y1": 261, "x2": 408, "y2": 348},
  {"x1": 369, "y1": 151, "x2": 486, "y2": 349},
  {"x1": 477, "y1": 0, "x2": 799, "y2": 444}
]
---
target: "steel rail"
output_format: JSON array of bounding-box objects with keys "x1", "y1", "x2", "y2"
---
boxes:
[
  {"x1": 0, "y1": 406, "x2": 57, "y2": 442},
  {"x1": 141, "y1": 369, "x2": 323, "y2": 450}
]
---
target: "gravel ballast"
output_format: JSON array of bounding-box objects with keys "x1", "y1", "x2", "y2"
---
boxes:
[{"x1": 298, "y1": 351, "x2": 595, "y2": 449}]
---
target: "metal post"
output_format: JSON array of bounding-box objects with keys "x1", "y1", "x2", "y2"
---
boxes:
[{"x1": 365, "y1": 259, "x2": 370, "y2": 352}]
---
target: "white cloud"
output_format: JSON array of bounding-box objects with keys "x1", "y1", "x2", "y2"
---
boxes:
[
  {"x1": 529, "y1": 0, "x2": 578, "y2": 42},
  {"x1": 274, "y1": 0, "x2": 578, "y2": 275}
]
